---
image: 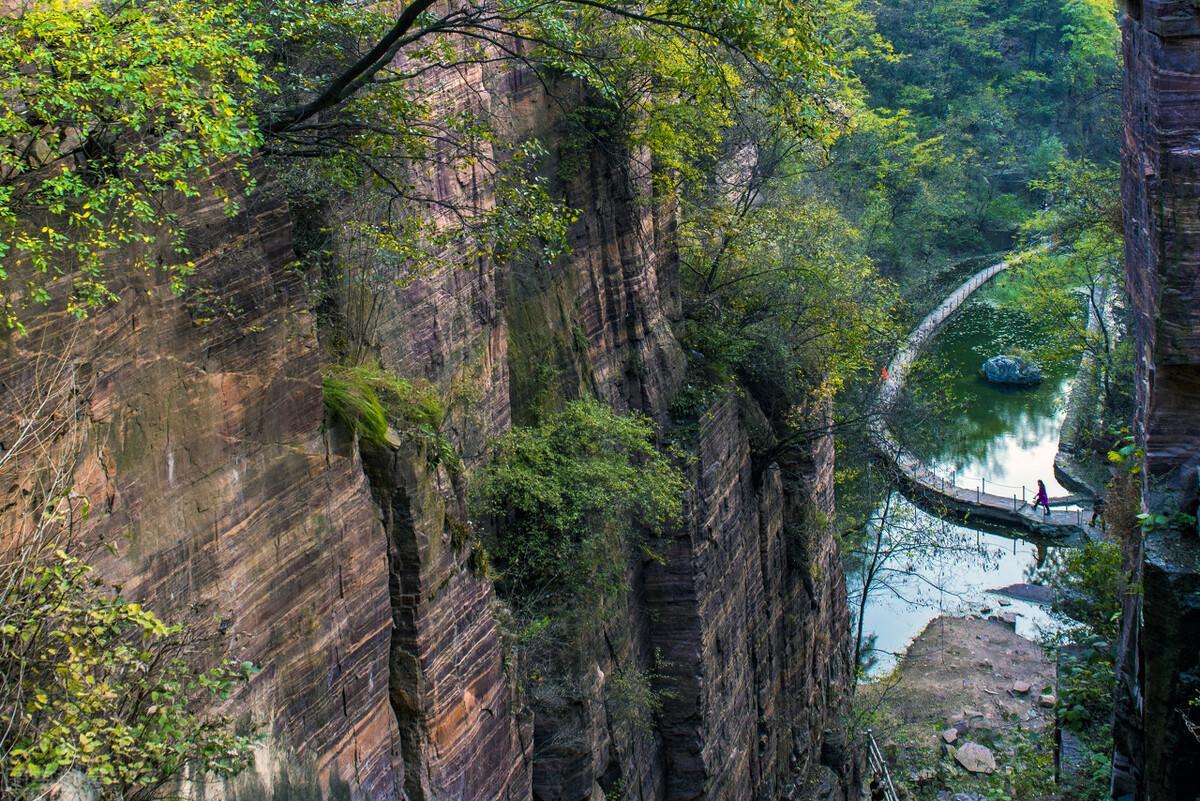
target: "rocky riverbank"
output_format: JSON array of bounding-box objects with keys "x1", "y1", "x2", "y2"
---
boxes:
[{"x1": 859, "y1": 617, "x2": 1056, "y2": 800}]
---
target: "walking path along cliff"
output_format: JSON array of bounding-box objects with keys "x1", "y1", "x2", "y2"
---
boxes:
[{"x1": 868, "y1": 253, "x2": 1099, "y2": 540}]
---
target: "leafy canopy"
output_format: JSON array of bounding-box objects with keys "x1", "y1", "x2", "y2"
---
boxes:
[
  {"x1": 471, "y1": 399, "x2": 684, "y2": 617},
  {"x1": 675, "y1": 162, "x2": 900, "y2": 440},
  {"x1": 1000, "y1": 158, "x2": 1130, "y2": 408},
  {"x1": 520, "y1": 0, "x2": 870, "y2": 185},
  {"x1": 0, "y1": 0, "x2": 273, "y2": 329},
  {"x1": 824, "y1": 0, "x2": 1120, "y2": 276},
  {"x1": 1, "y1": 550, "x2": 258, "y2": 800},
  {"x1": 1, "y1": 0, "x2": 865, "y2": 331}
]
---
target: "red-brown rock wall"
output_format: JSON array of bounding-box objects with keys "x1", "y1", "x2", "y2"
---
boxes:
[
  {"x1": 0, "y1": 49, "x2": 855, "y2": 801},
  {"x1": 644, "y1": 397, "x2": 854, "y2": 801},
  {"x1": 1116, "y1": 5, "x2": 1200, "y2": 800},
  {"x1": 0, "y1": 172, "x2": 400, "y2": 800},
  {"x1": 291, "y1": 47, "x2": 853, "y2": 798}
]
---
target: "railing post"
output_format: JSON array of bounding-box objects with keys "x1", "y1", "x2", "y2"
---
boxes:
[
  {"x1": 1013, "y1": 494, "x2": 1017, "y2": 511},
  {"x1": 1022, "y1": 486, "x2": 1026, "y2": 504},
  {"x1": 981, "y1": 477, "x2": 986, "y2": 496}
]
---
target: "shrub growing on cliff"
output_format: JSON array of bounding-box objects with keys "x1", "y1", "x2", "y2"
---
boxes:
[
  {"x1": 0, "y1": 549, "x2": 258, "y2": 800},
  {"x1": 673, "y1": 132, "x2": 900, "y2": 452},
  {"x1": 471, "y1": 399, "x2": 684, "y2": 623},
  {"x1": 321, "y1": 362, "x2": 459, "y2": 470}
]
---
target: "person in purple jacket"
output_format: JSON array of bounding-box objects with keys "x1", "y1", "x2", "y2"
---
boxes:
[{"x1": 1034, "y1": 479, "x2": 1050, "y2": 517}]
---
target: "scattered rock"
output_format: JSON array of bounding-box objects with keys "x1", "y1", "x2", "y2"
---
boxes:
[
  {"x1": 1012, "y1": 680, "x2": 1032, "y2": 694},
  {"x1": 988, "y1": 611, "x2": 1019, "y2": 628},
  {"x1": 48, "y1": 772, "x2": 99, "y2": 801},
  {"x1": 954, "y1": 742, "x2": 997, "y2": 774},
  {"x1": 941, "y1": 727, "x2": 959, "y2": 744},
  {"x1": 1039, "y1": 693, "x2": 1057, "y2": 708},
  {"x1": 987, "y1": 583, "x2": 1056, "y2": 605},
  {"x1": 914, "y1": 766, "x2": 939, "y2": 785},
  {"x1": 997, "y1": 598, "x2": 1012, "y2": 607},
  {"x1": 937, "y1": 793, "x2": 986, "y2": 801},
  {"x1": 980, "y1": 606, "x2": 992, "y2": 615},
  {"x1": 982, "y1": 354, "x2": 1043, "y2": 386}
]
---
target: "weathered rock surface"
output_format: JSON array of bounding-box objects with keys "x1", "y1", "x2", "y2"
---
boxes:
[
  {"x1": 644, "y1": 396, "x2": 855, "y2": 801},
  {"x1": 952, "y1": 743, "x2": 996, "y2": 775},
  {"x1": 1117, "y1": 4, "x2": 1200, "y2": 800},
  {"x1": 0, "y1": 171, "x2": 400, "y2": 799},
  {"x1": 981, "y1": 355, "x2": 1042, "y2": 386},
  {"x1": 0, "y1": 50, "x2": 857, "y2": 801},
  {"x1": 361, "y1": 440, "x2": 531, "y2": 801},
  {"x1": 361, "y1": 56, "x2": 855, "y2": 801}
]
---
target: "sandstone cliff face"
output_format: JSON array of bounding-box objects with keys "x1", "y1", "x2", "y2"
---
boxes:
[
  {"x1": 0, "y1": 170, "x2": 400, "y2": 800},
  {"x1": 1116, "y1": 4, "x2": 1200, "y2": 799},
  {"x1": 644, "y1": 398, "x2": 854, "y2": 801},
  {"x1": 0, "y1": 58, "x2": 855, "y2": 801}
]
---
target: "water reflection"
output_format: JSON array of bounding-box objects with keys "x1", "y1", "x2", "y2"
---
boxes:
[
  {"x1": 909, "y1": 294, "x2": 1074, "y2": 496},
  {"x1": 850, "y1": 493, "x2": 1058, "y2": 677},
  {"x1": 852, "y1": 289, "x2": 1076, "y2": 677}
]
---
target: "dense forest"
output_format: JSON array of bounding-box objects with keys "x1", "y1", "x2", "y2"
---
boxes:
[{"x1": 0, "y1": 0, "x2": 1186, "y2": 800}]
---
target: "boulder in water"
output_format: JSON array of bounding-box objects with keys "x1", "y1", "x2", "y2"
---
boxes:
[{"x1": 981, "y1": 355, "x2": 1042, "y2": 386}]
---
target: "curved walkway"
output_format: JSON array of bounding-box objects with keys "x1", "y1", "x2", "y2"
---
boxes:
[{"x1": 869, "y1": 253, "x2": 1098, "y2": 540}]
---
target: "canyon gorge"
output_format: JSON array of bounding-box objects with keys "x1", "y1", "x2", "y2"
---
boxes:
[
  {"x1": 1, "y1": 1, "x2": 1199, "y2": 800},
  {"x1": 0, "y1": 35, "x2": 855, "y2": 801}
]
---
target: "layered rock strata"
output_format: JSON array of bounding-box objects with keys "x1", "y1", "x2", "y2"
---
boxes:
[
  {"x1": 1115, "y1": 3, "x2": 1200, "y2": 799},
  {"x1": 0, "y1": 170, "x2": 401, "y2": 800},
  {"x1": 0, "y1": 57, "x2": 857, "y2": 801}
]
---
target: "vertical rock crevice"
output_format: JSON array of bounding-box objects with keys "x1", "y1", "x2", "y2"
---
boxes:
[
  {"x1": 359, "y1": 439, "x2": 532, "y2": 801},
  {"x1": 0, "y1": 52, "x2": 859, "y2": 801}
]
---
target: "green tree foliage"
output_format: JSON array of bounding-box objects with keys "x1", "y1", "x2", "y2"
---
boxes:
[
  {"x1": 0, "y1": 0, "x2": 273, "y2": 329},
  {"x1": 1005, "y1": 159, "x2": 1130, "y2": 410},
  {"x1": 1039, "y1": 538, "x2": 1126, "y2": 800},
  {"x1": 470, "y1": 399, "x2": 684, "y2": 737},
  {"x1": 523, "y1": 0, "x2": 873, "y2": 187},
  {"x1": 1, "y1": 550, "x2": 257, "y2": 800},
  {"x1": 675, "y1": 147, "x2": 900, "y2": 445},
  {"x1": 1, "y1": 0, "x2": 867, "y2": 334},
  {"x1": 826, "y1": 0, "x2": 1120, "y2": 278},
  {"x1": 471, "y1": 399, "x2": 684, "y2": 623}
]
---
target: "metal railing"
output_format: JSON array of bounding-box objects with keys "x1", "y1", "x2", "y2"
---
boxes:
[{"x1": 865, "y1": 730, "x2": 900, "y2": 801}]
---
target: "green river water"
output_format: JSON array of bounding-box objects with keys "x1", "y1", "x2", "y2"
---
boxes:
[{"x1": 855, "y1": 285, "x2": 1077, "y2": 676}]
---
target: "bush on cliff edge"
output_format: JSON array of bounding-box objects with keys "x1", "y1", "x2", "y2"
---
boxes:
[{"x1": 1, "y1": 547, "x2": 258, "y2": 800}]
